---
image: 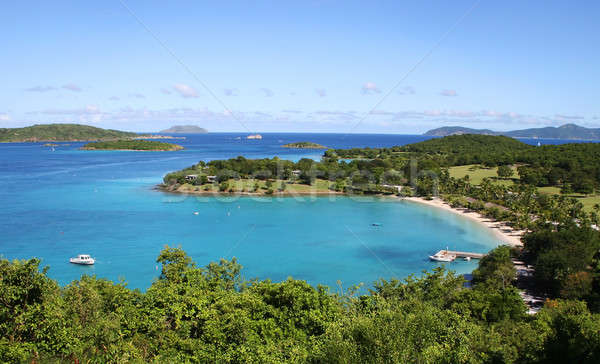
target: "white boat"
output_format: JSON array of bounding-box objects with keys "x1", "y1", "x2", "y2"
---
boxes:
[
  {"x1": 69, "y1": 254, "x2": 95, "y2": 265},
  {"x1": 429, "y1": 250, "x2": 456, "y2": 262}
]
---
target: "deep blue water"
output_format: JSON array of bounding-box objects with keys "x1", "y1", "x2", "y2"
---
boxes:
[{"x1": 0, "y1": 133, "x2": 591, "y2": 290}]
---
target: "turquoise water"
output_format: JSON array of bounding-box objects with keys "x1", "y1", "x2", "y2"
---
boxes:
[{"x1": 1, "y1": 133, "x2": 569, "y2": 290}]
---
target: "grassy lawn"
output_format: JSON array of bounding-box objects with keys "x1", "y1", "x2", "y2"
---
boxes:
[
  {"x1": 537, "y1": 186, "x2": 562, "y2": 194},
  {"x1": 538, "y1": 186, "x2": 600, "y2": 212},
  {"x1": 177, "y1": 178, "x2": 334, "y2": 194},
  {"x1": 448, "y1": 164, "x2": 518, "y2": 186}
]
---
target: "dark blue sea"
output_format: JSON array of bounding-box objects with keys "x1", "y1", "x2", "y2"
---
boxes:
[{"x1": 0, "y1": 133, "x2": 587, "y2": 290}]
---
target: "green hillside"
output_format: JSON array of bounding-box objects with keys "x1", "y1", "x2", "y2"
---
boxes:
[
  {"x1": 0, "y1": 124, "x2": 138, "y2": 142},
  {"x1": 402, "y1": 134, "x2": 532, "y2": 154}
]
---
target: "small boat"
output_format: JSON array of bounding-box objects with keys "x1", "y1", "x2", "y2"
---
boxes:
[
  {"x1": 429, "y1": 249, "x2": 456, "y2": 262},
  {"x1": 69, "y1": 254, "x2": 95, "y2": 265},
  {"x1": 371, "y1": 223, "x2": 382, "y2": 226},
  {"x1": 463, "y1": 256, "x2": 471, "y2": 261}
]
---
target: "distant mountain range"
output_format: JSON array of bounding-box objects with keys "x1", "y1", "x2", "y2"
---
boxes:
[
  {"x1": 159, "y1": 125, "x2": 208, "y2": 134},
  {"x1": 424, "y1": 124, "x2": 600, "y2": 140}
]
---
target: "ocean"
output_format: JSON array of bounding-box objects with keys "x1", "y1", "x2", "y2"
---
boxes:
[{"x1": 0, "y1": 133, "x2": 586, "y2": 290}]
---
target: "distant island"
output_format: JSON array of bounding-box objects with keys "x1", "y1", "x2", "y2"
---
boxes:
[
  {"x1": 424, "y1": 123, "x2": 600, "y2": 140},
  {"x1": 282, "y1": 142, "x2": 327, "y2": 149},
  {"x1": 81, "y1": 140, "x2": 184, "y2": 151},
  {"x1": 159, "y1": 125, "x2": 207, "y2": 134},
  {"x1": 0, "y1": 124, "x2": 138, "y2": 143}
]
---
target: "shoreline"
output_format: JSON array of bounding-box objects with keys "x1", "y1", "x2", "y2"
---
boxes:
[{"x1": 399, "y1": 196, "x2": 524, "y2": 247}]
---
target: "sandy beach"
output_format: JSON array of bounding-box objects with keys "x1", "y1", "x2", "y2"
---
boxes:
[{"x1": 400, "y1": 197, "x2": 524, "y2": 247}]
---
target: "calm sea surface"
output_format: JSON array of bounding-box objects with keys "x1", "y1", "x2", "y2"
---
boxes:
[{"x1": 0, "y1": 133, "x2": 590, "y2": 290}]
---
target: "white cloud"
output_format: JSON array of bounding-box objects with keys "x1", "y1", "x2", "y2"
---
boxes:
[
  {"x1": 315, "y1": 88, "x2": 327, "y2": 97},
  {"x1": 36, "y1": 105, "x2": 104, "y2": 115},
  {"x1": 555, "y1": 114, "x2": 584, "y2": 120},
  {"x1": 0, "y1": 113, "x2": 10, "y2": 121},
  {"x1": 361, "y1": 82, "x2": 381, "y2": 94},
  {"x1": 109, "y1": 96, "x2": 120, "y2": 101},
  {"x1": 160, "y1": 88, "x2": 172, "y2": 95},
  {"x1": 129, "y1": 93, "x2": 145, "y2": 99},
  {"x1": 440, "y1": 89, "x2": 458, "y2": 97},
  {"x1": 25, "y1": 86, "x2": 56, "y2": 92},
  {"x1": 62, "y1": 83, "x2": 82, "y2": 92},
  {"x1": 260, "y1": 88, "x2": 274, "y2": 97},
  {"x1": 173, "y1": 83, "x2": 199, "y2": 98}
]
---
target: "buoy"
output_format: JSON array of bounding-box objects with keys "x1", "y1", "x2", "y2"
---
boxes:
[{"x1": 193, "y1": 212, "x2": 199, "y2": 215}]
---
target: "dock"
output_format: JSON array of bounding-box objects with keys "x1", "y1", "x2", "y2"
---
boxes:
[{"x1": 434, "y1": 250, "x2": 485, "y2": 259}]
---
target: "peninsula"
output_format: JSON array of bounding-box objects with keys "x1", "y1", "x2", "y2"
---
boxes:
[
  {"x1": 159, "y1": 125, "x2": 207, "y2": 134},
  {"x1": 282, "y1": 142, "x2": 327, "y2": 149},
  {"x1": 82, "y1": 140, "x2": 184, "y2": 151},
  {"x1": 0, "y1": 123, "x2": 138, "y2": 142}
]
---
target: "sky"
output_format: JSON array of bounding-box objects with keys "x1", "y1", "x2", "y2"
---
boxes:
[{"x1": 1, "y1": 0, "x2": 599, "y2": 134}]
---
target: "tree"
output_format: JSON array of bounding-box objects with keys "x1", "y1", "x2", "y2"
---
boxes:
[
  {"x1": 156, "y1": 245, "x2": 194, "y2": 282},
  {"x1": 573, "y1": 178, "x2": 595, "y2": 195},
  {"x1": 497, "y1": 165, "x2": 514, "y2": 178}
]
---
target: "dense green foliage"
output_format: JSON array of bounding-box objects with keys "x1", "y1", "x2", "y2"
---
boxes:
[
  {"x1": 2, "y1": 246, "x2": 600, "y2": 363},
  {"x1": 282, "y1": 142, "x2": 327, "y2": 149},
  {"x1": 0, "y1": 124, "x2": 137, "y2": 142},
  {"x1": 401, "y1": 135, "x2": 533, "y2": 165},
  {"x1": 83, "y1": 140, "x2": 183, "y2": 151},
  {"x1": 522, "y1": 226, "x2": 600, "y2": 308}
]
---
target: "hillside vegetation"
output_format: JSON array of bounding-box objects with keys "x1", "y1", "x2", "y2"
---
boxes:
[
  {"x1": 329, "y1": 134, "x2": 600, "y2": 194},
  {"x1": 0, "y1": 124, "x2": 138, "y2": 142},
  {"x1": 2, "y1": 245, "x2": 599, "y2": 363}
]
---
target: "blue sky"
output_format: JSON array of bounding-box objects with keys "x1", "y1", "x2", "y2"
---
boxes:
[{"x1": 1, "y1": 0, "x2": 599, "y2": 133}]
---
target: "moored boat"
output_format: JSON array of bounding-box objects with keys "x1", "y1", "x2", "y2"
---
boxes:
[
  {"x1": 69, "y1": 254, "x2": 95, "y2": 265},
  {"x1": 429, "y1": 250, "x2": 456, "y2": 262}
]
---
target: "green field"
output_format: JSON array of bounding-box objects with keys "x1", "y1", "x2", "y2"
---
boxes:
[
  {"x1": 177, "y1": 178, "x2": 334, "y2": 194},
  {"x1": 448, "y1": 164, "x2": 519, "y2": 186},
  {"x1": 538, "y1": 186, "x2": 600, "y2": 211}
]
